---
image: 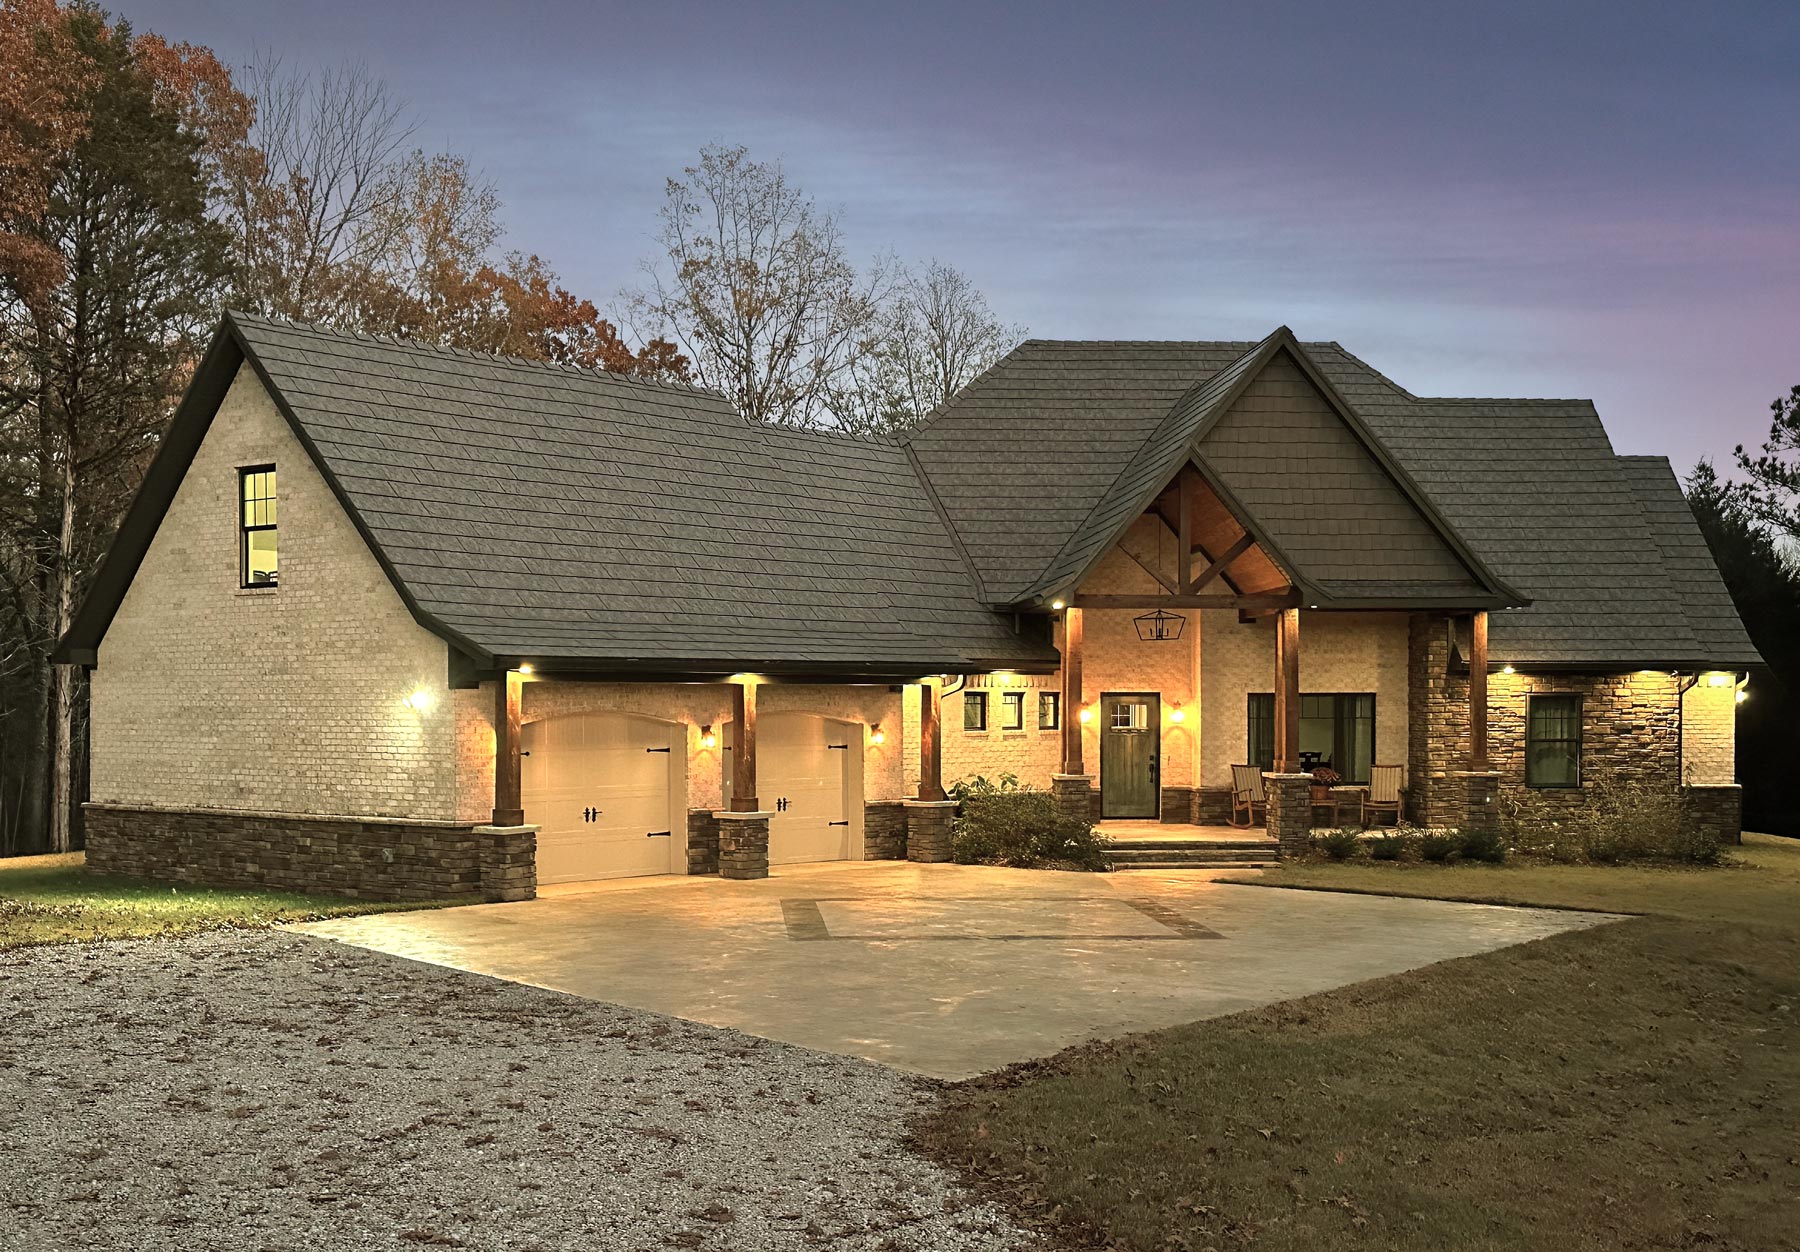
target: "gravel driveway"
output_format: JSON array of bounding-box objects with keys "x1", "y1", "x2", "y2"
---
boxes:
[{"x1": 0, "y1": 932, "x2": 1028, "y2": 1252}]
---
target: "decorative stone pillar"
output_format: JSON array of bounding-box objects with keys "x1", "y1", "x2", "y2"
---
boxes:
[
  {"x1": 863, "y1": 800, "x2": 908, "y2": 859},
  {"x1": 1263, "y1": 773, "x2": 1314, "y2": 857},
  {"x1": 1051, "y1": 773, "x2": 1096, "y2": 825},
  {"x1": 475, "y1": 824, "x2": 538, "y2": 902},
  {"x1": 1454, "y1": 770, "x2": 1502, "y2": 837},
  {"x1": 1680, "y1": 783, "x2": 1743, "y2": 847},
  {"x1": 715, "y1": 810, "x2": 771, "y2": 879},
  {"x1": 686, "y1": 810, "x2": 721, "y2": 874},
  {"x1": 904, "y1": 799, "x2": 958, "y2": 862}
]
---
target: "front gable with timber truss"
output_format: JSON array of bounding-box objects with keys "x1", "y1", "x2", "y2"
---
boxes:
[{"x1": 1015, "y1": 328, "x2": 1524, "y2": 615}]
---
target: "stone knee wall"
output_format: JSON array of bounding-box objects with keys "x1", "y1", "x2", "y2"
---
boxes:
[
  {"x1": 1681, "y1": 784, "x2": 1743, "y2": 847},
  {"x1": 864, "y1": 800, "x2": 907, "y2": 859},
  {"x1": 83, "y1": 804, "x2": 532, "y2": 902},
  {"x1": 686, "y1": 810, "x2": 720, "y2": 874}
]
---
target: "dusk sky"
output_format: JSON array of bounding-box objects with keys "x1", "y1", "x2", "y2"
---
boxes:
[{"x1": 131, "y1": 0, "x2": 1798, "y2": 474}]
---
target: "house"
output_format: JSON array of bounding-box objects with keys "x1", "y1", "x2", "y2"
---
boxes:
[{"x1": 55, "y1": 314, "x2": 1759, "y2": 899}]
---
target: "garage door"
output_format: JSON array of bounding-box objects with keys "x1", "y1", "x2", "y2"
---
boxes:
[
  {"x1": 750, "y1": 713, "x2": 860, "y2": 865},
  {"x1": 522, "y1": 713, "x2": 681, "y2": 884}
]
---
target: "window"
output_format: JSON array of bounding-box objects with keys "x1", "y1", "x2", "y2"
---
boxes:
[
  {"x1": 1110, "y1": 701, "x2": 1149, "y2": 730},
  {"x1": 1247, "y1": 692, "x2": 1376, "y2": 782},
  {"x1": 963, "y1": 691, "x2": 988, "y2": 731},
  {"x1": 1526, "y1": 694, "x2": 1582, "y2": 787},
  {"x1": 239, "y1": 466, "x2": 278, "y2": 586},
  {"x1": 1001, "y1": 690, "x2": 1026, "y2": 730},
  {"x1": 1038, "y1": 691, "x2": 1061, "y2": 730}
]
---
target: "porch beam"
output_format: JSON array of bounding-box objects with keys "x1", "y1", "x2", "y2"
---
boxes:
[
  {"x1": 491, "y1": 669, "x2": 525, "y2": 826},
  {"x1": 1073, "y1": 590, "x2": 1300, "y2": 611},
  {"x1": 1147, "y1": 501, "x2": 1247, "y2": 596},
  {"x1": 1273, "y1": 607, "x2": 1301, "y2": 772},
  {"x1": 1189, "y1": 532, "x2": 1255, "y2": 593},
  {"x1": 1060, "y1": 607, "x2": 1085, "y2": 775},
  {"x1": 729, "y1": 677, "x2": 759, "y2": 812},
  {"x1": 1469, "y1": 610, "x2": 1489, "y2": 770},
  {"x1": 918, "y1": 678, "x2": 946, "y2": 802}
]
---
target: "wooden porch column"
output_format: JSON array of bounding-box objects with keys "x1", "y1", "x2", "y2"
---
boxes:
[
  {"x1": 1469, "y1": 610, "x2": 1489, "y2": 770},
  {"x1": 729, "y1": 677, "x2": 759, "y2": 812},
  {"x1": 918, "y1": 678, "x2": 946, "y2": 801},
  {"x1": 1060, "y1": 607, "x2": 1085, "y2": 775},
  {"x1": 1273, "y1": 607, "x2": 1301, "y2": 772},
  {"x1": 491, "y1": 669, "x2": 524, "y2": 826}
]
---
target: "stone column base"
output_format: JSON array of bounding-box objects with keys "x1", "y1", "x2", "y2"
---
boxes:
[
  {"x1": 1452, "y1": 770, "x2": 1501, "y2": 837},
  {"x1": 1051, "y1": 774, "x2": 1096, "y2": 825},
  {"x1": 474, "y1": 824, "x2": 538, "y2": 902},
  {"x1": 1263, "y1": 773, "x2": 1314, "y2": 857},
  {"x1": 904, "y1": 799, "x2": 958, "y2": 863},
  {"x1": 714, "y1": 811, "x2": 772, "y2": 879},
  {"x1": 1680, "y1": 783, "x2": 1742, "y2": 847},
  {"x1": 863, "y1": 800, "x2": 908, "y2": 859},
  {"x1": 686, "y1": 809, "x2": 721, "y2": 874}
]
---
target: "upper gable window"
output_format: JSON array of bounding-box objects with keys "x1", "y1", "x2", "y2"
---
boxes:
[{"x1": 239, "y1": 466, "x2": 278, "y2": 587}]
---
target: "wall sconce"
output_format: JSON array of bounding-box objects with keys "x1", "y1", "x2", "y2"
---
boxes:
[
  {"x1": 1735, "y1": 688, "x2": 1749, "y2": 704},
  {"x1": 700, "y1": 725, "x2": 717, "y2": 749},
  {"x1": 1077, "y1": 705, "x2": 1094, "y2": 724},
  {"x1": 1168, "y1": 706, "x2": 1186, "y2": 724},
  {"x1": 870, "y1": 724, "x2": 886, "y2": 745},
  {"x1": 403, "y1": 688, "x2": 432, "y2": 712},
  {"x1": 1051, "y1": 599, "x2": 1066, "y2": 611}
]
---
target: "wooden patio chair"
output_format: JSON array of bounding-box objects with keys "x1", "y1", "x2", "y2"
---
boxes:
[
  {"x1": 1360, "y1": 764, "x2": 1405, "y2": 827},
  {"x1": 1229, "y1": 764, "x2": 1266, "y2": 828}
]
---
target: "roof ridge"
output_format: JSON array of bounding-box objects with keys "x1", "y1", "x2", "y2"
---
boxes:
[{"x1": 225, "y1": 309, "x2": 730, "y2": 405}]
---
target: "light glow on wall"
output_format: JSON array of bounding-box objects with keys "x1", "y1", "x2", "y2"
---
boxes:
[
  {"x1": 518, "y1": 663, "x2": 534, "y2": 674},
  {"x1": 1705, "y1": 672, "x2": 1732, "y2": 687},
  {"x1": 403, "y1": 688, "x2": 432, "y2": 712},
  {"x1": 1168, "y1": 706, "x2": 1186, "y2": 723},
  {"x1": 700, "y1": 724, "x2": 717, "y2": 749},
  {"x1": 1500, "y1": 665, "x2": 1516, "y2": 675},
  {"x1": 870, "y1": 724, "x2": 886, "y2": 745},
  {"x1": 1077, "y1": 705, "x2": 1094, "y2": 724}
]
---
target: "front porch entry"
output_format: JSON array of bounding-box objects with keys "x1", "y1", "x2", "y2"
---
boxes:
[{"x1": 1099, "y1": 692, "x2": 1161, "y2": 818}]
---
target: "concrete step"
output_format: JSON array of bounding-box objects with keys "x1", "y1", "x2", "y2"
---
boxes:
[
  {"x1": 1106, "y1": 844, "x2": 1278, "y2": 868},
  {"x1": 1113, "y1": 859, "x2": 1274, "y2": 871}
]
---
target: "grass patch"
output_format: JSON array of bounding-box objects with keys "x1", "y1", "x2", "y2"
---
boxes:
[
  {"x1": 919, "y1": 834, "x2": 1800, "y2": 1251},
  {"x1": 0, "y1": 853, "x2": 453, "y2": 949}
]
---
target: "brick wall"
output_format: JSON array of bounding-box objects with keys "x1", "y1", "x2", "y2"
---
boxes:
[
  {"x1": 90, "y1": 365, "x2": 463, "y2": 821},
  {"x1": 83, "y1": 803, "x2": 531, "y2": 901},
  {"x1": 1681, "y1": 678, "x2": 1737, "y2": 784}
]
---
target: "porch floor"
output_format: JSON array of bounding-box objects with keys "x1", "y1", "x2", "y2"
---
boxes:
[{"x1": 1099, "y1": 820, "x2": 1277, "y2": 844}]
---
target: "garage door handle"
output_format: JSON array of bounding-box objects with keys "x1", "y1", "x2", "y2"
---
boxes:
[
  {"x1": 645, "y1": 747, "x2": 672, "y2": 754},
  {"x1": 827, "y1": 743, "x2": 849, "y2": 750},
  {"x1": 645, "y1": 830, "x2": 672, "y2": 838},
  {"x1": 828, "y1": 820, "x2": 849, "y2": 827}
]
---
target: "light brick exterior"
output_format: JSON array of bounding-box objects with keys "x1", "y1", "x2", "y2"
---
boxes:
[
  {"x1": 1681, "y1": 678, "x2": 1737, "y2": 785},
  {"x1": 90, "y1": 365, "x2": 463, "y2": 821}
]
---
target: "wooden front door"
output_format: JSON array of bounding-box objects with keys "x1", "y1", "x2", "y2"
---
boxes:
[{"x1": 1099, "y1": 692, "x2": 1161, "y2": 818}]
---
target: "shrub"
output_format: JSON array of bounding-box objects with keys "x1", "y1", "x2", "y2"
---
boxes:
[
  {"x1": 950, "y1": 783, "x2": 1111, "y2": 871},
  {"x1": 1367, "y1": 832, "x2": 1412, "y2": 861},
  {"x1": 1458, "y1": 826, "x2": 1508, "y2": 864},
  {"x1": 1418, "y1": 830, "x2": 1463, "y2": 863},
  {"x1": 1502, "y1": 775, "x2": 1716, "y2": 865},
  {"x1": 1311, "y1": 827, "x2": 1363, "y2": 861}
]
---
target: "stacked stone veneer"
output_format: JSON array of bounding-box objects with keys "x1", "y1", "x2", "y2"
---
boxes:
[
  {"x1": 84, "y1": 804, "x2": 533, "y2": 901},
  {"x1": 904, "y1": 800, "x2": 956, "y2": 862},
  {"x1": 1263, "y1": 773, "x2": 1313, "y2": 855},
  {"x1": 686, "y1": 810, "x2": 720, "y2": 874},
  {"x1": 1682, "y1": 784, "x2": 1743, "y2": 847},
  {"x1": 717, "y1": 813, "x2": 770, "y2": 879},
  {"x1": 864, "y1": 800, "x2": 907, "y2": 859}
]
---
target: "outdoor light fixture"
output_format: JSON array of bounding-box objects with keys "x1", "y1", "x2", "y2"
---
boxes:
[
  {"x1": 1736, "y1": 689, "x2": 1749, "y2": 705},
  {"x1": 1707, "y1": 672, "x2": 1732, "y2": 688},
  {"x1": 700, "y1": 725, "x2": 717, "y2": 749},
  {"x1": 1501, "y1": 665, "x2": 1516, "y2": 675},
  {"x1": 1051, "y1": 599, "x2": 1066, "y2": 611},
  {"x1": 1169, "y1": 706, "x2": 1186, "y2": 724},
  {"x1": 1133, "y1": 608, "x2": 1185, "y2": 642},
  {"x1": 1078, "y1": 705, "x2": 1094, "y2": 724},
  {"x1": 870, "y1": 724, "x2": 886, "y2": 745},
  {"x1": 518, "y1": 663, "x2": 534, "y2": 674},
  {"x1": 403, "y1": 688, "x2": 432, "y2": 712}
]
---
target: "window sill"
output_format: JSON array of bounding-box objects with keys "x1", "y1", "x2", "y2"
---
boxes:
[{"x1": 235, "y1": 584, "x2": 279, "y2": 598}]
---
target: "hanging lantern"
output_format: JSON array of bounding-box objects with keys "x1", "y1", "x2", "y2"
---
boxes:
[{"x1": 1133, "y1": 609, "x2": 1186, "y2": 642}]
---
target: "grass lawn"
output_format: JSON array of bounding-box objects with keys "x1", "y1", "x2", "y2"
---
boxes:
[
  {"x1": 0, "y1": 852, "x2": 451, "y2": 949},
  {"x1": 918, "y1": 834, "x2": 1800, "y2": 1252}
]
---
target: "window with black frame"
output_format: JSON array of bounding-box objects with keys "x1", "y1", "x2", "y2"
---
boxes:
[
  {"x1": 964, "y1": 691, "x2": 988, "y2": 731},
  {"x1": 1000, "y1": 690, "x2": 1025, "y2": 730},
  {"x1": 1525, "y1": 693, "x2": 1582, "y2": 787},
  {"x1": 239, "y1": 465, "x2": 278, "y2": 586},
  {"x1": 1247, "y1": 692, "x2": 1376, "y2": 782},
  {"x1": 1038, "y1": 691, "x2": 1061, "y2": 730}
]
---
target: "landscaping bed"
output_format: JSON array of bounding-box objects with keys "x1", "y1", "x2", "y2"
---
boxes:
[{"x1": 917, "y1": 834, "x2": 1800, "y2": 1252}]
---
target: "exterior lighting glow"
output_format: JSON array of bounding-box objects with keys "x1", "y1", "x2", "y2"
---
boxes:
[
  {"x1": 870, "y1": 724, "x2": 886, "y2": 745},
  {"x1": 1077, "y1": 705, "x2": 1094, "y2": 724},
  {"x1": 1051, "y1": 600, "x2": 1066, "y2": 611},
  {"x1": 1736, "y1": 689, "x2": 1749, "y2": 704},
  {"x1": 1706, "y1": 672, "x2": 1732, "y2": 688},
  {"x1": 518, "y1": 663, "x2": 534, "y2": 674},
  {"x1": 403, "y1": 688, "x2": 432, "y2": 712},
  {"x1": 1501, "y1": 665, "x2": 1515, "y2": 675},
  {"x1": 700, "y1": 725, "x2": 717, "y2": 749},
  {"x1": 1169, "y1": 706, "x2": 1186, "y2": 723}
]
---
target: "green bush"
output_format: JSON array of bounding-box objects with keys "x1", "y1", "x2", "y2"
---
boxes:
[
  {"x1": 1418, "y1": 830, "x2": 1463, "y2": 863},
  {"x1": 1368, "y1": 832, "x2": 1412, "y2": 861},
  {"x1": 1311, "y1": 828, "x2": 1364, "y2": 861},
  {"x1": 949, "y1": 776, "x2": 1111, "y2": 871},
  {"x1": 1458, "y1": 826, "x2": 1508, "y2": 864},
  {"x1": 1503, "y1": 776, "x2": 1716, "y2": 865}
]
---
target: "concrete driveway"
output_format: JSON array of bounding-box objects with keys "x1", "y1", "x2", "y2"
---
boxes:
[{"x1": 298, "y1": 863, "x2": 1618, "y2": 1079}]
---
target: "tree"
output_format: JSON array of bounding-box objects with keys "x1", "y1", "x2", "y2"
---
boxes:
[
  {"x1": 828, "y1": 259, "x2": 1024, "y2": 435},
  {"x1": 1731, "y1": 383, "x2": 1800, "y2": 543},
  {"x1": 625, "y1": 143, "x2": 885, "y2": 426},
  {"x1": 0, "y1": 3, "x2": 238, "y2": 851}
]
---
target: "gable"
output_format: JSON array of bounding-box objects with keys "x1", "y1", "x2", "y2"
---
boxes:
[{"x1": 1193, "y1": 349, "x2": 1489, "y2": 602}]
